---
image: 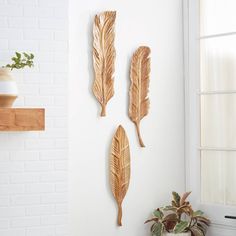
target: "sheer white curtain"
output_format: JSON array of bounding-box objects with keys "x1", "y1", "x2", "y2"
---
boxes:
[{"x1": 200, "y1": 0, "x2": 236, "y2": 205}]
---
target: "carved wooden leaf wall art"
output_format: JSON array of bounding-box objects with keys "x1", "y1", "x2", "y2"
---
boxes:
[
  {"x1": 93, "y1": 11, "x2": 116, "y2": 116},
  {"x1": 129, "y1": 46, "x2": 151, "y2": 147},
  {"x1": 110, "y1": 125, "x2": 130, "y2": 226}
]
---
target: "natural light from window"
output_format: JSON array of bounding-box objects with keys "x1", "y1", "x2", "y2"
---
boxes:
[{"x1": 200, "y1": 0, "x2": 236, "y2": 206}]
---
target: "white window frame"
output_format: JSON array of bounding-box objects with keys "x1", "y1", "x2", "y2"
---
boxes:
[{"x1": 183, "y1": 0, "x2": 236, "y2": 231}]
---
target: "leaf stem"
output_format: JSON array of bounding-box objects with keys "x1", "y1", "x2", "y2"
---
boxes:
[
  {"x1": 135, "y1": 122, "x2": 145, "y2": 147},
  {"x1": 101, "y1": 104, "x2": 106, "y2": 116},
  {"x1": 118, "y1": 203, "x2": 122, "y2": 226}
]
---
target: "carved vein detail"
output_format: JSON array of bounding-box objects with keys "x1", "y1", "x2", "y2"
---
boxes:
[
  {"x1": 93, "y1": 11, "x2": 116, "y2": 116},
  {"x1": 129, "y1": 46, "x2": 151, "y2": 147},
  {"x1": 110, "y1": 125, "x2": 130, "y2": 226}
]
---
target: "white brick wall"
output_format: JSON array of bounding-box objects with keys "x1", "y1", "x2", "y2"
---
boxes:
[{"x1": 0, "y1": 0, "x2": 68, "y2": 235}]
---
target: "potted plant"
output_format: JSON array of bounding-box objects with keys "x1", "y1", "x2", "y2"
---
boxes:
[
  {"x1": 0, "y1": 52, "x2": 34, "y2": 107},
  {"x1": 145, "y1": 192, "x2": 210, "y2": 236}
]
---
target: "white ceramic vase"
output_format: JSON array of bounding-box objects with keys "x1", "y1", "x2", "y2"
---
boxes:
[
  {"x1": 163, "y1": 233, "x2": 191, "y2": 236},
  {"x1": 0, "y1": 68, "x2": 18, "y2": 107}
]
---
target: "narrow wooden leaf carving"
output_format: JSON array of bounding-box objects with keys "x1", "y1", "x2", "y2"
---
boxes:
[
  {"x1": 92, "y1": 11, "x2": 116, "y2": 116},
  {"x1": 129, "y1": 46, "x2": 151, "y2": 147},
  {"x1": 110, "y1": 125, "x2": 130, "y2": 226}
]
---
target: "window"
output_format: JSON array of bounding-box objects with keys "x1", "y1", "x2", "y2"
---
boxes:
[{"x1": 185, "y1": 0, "x2": 236, "y2": 230}]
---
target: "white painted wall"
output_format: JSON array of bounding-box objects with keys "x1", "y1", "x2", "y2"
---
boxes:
[
  {"x1": 0, "y1": 1, "x2": 68, "y2": 236},
  {"x1": 69, "y1": 1, "x2": 185, "y2": 236}
]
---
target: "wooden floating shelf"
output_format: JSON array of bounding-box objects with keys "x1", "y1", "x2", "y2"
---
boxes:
[{"x1": 0, "y1": 108, "x2": 45, "y2": 131}]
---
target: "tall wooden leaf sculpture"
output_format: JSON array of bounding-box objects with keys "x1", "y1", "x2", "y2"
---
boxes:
[
  {"x1": 93, "y1": 11, "x2": 116, "y2": 116},
  {"x1": 129, "y1": 46, "x2": 151, "y2": 147},
  {"x1": 110, "y1": 125, "x2": 130, "y2": 226}
]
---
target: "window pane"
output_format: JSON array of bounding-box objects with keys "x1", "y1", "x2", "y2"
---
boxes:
[
  {"x1": 200, "y1": 35, "x2": 236, "y2": 92},
  {"x1": 201, "y1": 151, "x2": 225, "y2": 204},
  {"x1": 200, "y1": 0, "x2": 236, "y2": 36},
  {"x1": 225, "y1": 154, "x2": 236, "y2": 205},
  {"x1": 201, "y1": 151, "x2": 236, "y2": 205},
  {"x1": 201, "y1": 94, "x2": 236, "y2": 148}
]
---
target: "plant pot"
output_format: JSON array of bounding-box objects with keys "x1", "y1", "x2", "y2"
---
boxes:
[
  {"x1": 0, "y1": 68, "x2": 18, "y2": 107},
  {"x1": 163, "y1": 233, "x2": 191, "y2": 236}
]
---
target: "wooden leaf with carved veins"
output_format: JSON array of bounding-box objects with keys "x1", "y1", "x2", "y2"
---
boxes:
[
  {"x1": 110, "y1": 125, "x2": 130, "y2": 226},
  {"x1": 93, "y1": 11, "x2": 116, "y2": 116},
  {"x1": 129, "y1": 46, "x2": 151, "y2": 147}
]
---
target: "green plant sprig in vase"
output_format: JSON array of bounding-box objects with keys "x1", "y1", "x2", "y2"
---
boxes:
[
  {"x1": 4, "y1": 52, "x2": 34, "y2": 70},
  {"x1": 0, "y1": 52, "x2": 34, "y2": 107},
  {"x1": 145, "y1": 191, "x2": 210, "y2": 236}
]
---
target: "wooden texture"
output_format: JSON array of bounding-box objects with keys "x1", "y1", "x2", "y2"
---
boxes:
[
  {"x1": 93, "y1": 11, "x2": 116, "y2": 116},
  {"x1": 110, "y1": 125, "x2": 130, "y2": 226},
  {"x1": 129, "y1": 46, "x2": 151, "y2": 147},
  {"x1": 0, "y1": 108, "x2": 45, "y2": 131}
]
